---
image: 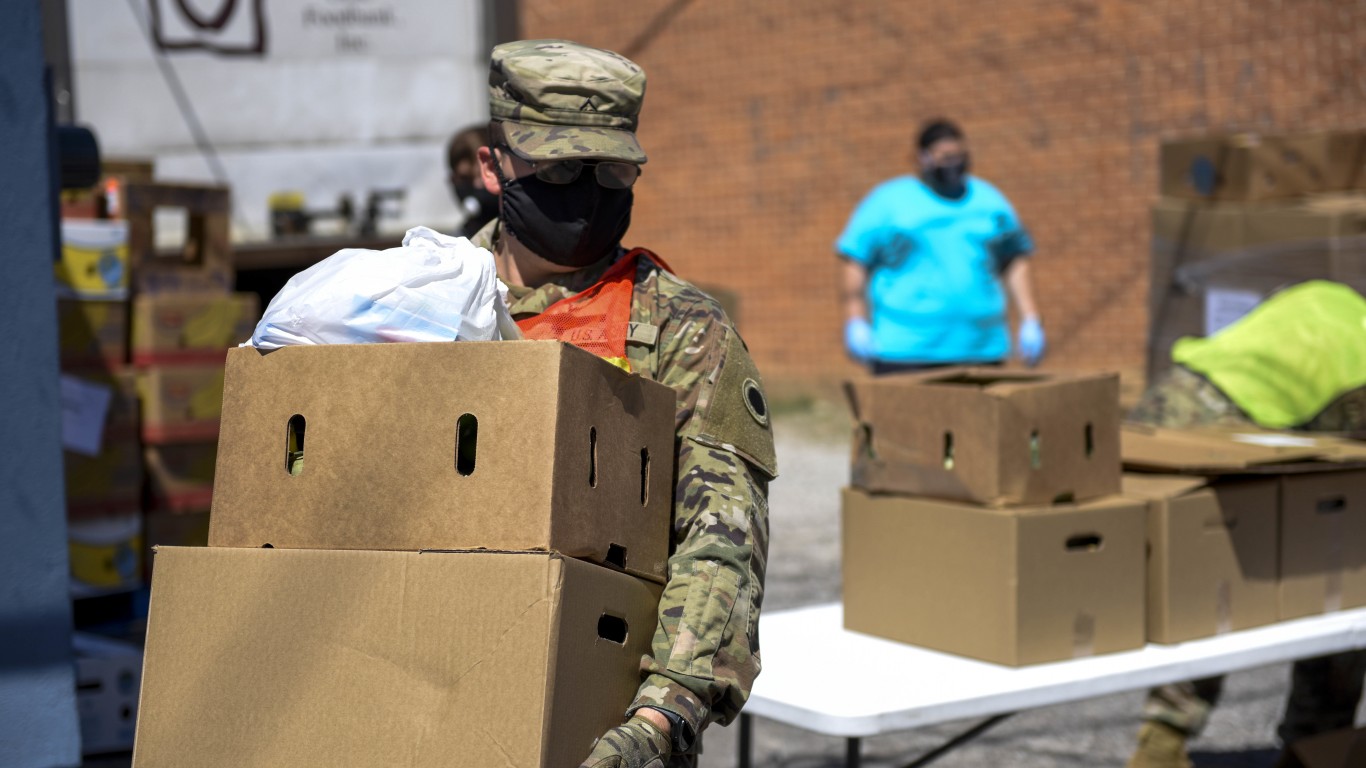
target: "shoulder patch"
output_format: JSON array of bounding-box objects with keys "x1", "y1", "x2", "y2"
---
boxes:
[{"x1": 686, "y1": 329, "x2": 778, "y2": 478}]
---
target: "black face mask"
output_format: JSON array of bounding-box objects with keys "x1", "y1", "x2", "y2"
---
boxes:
[
  {"x1": 925, "y1": 156, "x2": 971, "y2": 200},
  {"x1": 495, "y1": 161, "x2": 633, "y2": 269},
  {"x1": 452, "y1": 181, "x2": 499, "y2": 221}
]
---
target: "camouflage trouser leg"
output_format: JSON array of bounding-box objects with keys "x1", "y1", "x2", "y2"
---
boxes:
[
  {"x1": 1142, "y1": 677, "x2": 1226, "y2": 736},
  {"x1": 1277, "y1": 651, "x2": 1366, "y2": 746},
  {"x1": 1302, "y1": 387, "x2": 1366, "y2": 433}
]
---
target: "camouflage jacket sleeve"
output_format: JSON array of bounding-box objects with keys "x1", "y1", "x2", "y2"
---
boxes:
[{"x1": 625, "y1": 269, "x2": 777, "y2": 739}]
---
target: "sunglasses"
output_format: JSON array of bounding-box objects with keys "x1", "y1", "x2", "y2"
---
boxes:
[{"x1": 495, "y1": 144, "x2": 640, "y2": 189}]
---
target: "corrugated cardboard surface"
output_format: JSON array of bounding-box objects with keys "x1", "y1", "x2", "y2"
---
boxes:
[
  {"x1": 133, "y1": 547, "x2": 660, "y2": 768},
  {"x1": 208, "y1": 342, "x2": 674, "y2": 582},
  {"x1": 138, "y1": 364, "x2": 225, "y2": 443},
  {"x1": 841, "y1": 488, "x2": 1146, "y2": 666},
  {"x1": 847, "y1": 369, "x2": 1121, "y2": 506},
  {"x1": 1158, "y1": 132, "x2": 1366, "y2": 202},
  {"x1": 1124, "y1": 474, "x2": 1279, "y2": 644},
  {"x1": 1279, "y1": 469, "x2": 1366, "y2": 620},
  {"x1": 131, "y1": 292, "x2": 259, "y2": 365},
  {"x1": 1121, "y1": 423, "x2": 1366, "y2": 476}
]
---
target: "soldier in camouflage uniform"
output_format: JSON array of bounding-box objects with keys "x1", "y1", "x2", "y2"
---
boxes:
[
  {"x1": 469, "y1": 40, "x2": 776, "y2": 768},
  {"x1": 1128, "y1": 363, "x2": 1366, "y2": 768}
]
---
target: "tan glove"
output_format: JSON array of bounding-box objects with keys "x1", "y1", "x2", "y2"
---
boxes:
[{"x1": 578, "y1": 715, "x2": 672, "y2": 768}]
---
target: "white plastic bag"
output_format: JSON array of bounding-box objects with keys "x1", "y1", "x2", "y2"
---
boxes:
[{"x1": 249, "y1": 227, "x2": 520, "y2": 348}]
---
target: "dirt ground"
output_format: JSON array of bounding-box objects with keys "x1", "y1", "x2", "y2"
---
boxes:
[{"x1": 696, "y1": 408, "x2": 1340, "y2": 768}]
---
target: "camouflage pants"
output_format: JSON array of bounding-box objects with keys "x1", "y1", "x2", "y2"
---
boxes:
[
  {"x1": 1142, "y1": 652, "x2": 1366, "y2": 741},
  {"x1": 1134, "y1": 367, "x2": 1366, "y2": 743}
]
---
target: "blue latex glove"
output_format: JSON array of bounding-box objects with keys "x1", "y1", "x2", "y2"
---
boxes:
[
  {"x1": 1018, "y1": 316, "x2": 1046, "y2": 367},
  {"x1": 844, "y1": 317, "x2": 876, "y2": 362}
]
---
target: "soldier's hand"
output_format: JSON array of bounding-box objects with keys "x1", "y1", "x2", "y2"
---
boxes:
[{"x1": 579, "y1": 715, "x2": 671, "y2": 768}]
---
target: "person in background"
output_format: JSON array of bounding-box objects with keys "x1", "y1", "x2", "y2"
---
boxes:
[
  {"x1": 1127, "y1": 280, "x2": 1366, "y2": 768},
  {"x1": 838, "y1": 119, "x2": 1045, "y2": 373},
  {"x1": 471, "y1": 40, "x2": 776, "y2": 768},
  {"x1": 446, "y1": 124, "x2": 498, "y2": 238}
]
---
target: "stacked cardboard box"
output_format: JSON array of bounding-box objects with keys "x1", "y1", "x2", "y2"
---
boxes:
[
  {"x1": 841, "y1": 369, "x2": 1143, "y2": 666},
  {"x1": 1122, "y1": 424, "x2": 1366, "y2": 638},
  {"x1": 1149, "y1": 130, "x2": 1366, "y2": 381},
  {"x1": 132, "y1": 341, "x2": 676, "y2": 767}
]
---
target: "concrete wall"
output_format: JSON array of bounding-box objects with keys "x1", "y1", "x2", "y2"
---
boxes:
[
  {"x1": 521, "y1": 1, "x2": 1366, "y2": 391},
  {"x1": 69, "y1": 0, "x2": 488, "y2": 240},
  {"x1": 0, "y1": 2, "x2": 82, "y2": 766}
]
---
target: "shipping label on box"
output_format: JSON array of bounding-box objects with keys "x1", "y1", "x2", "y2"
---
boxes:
[
  {"x1": 145, "y1": 442, "x2": 218, "y2": 513},
  {"x1": 208, "y1": 342, "x2": 676, "y2": 582},
  {"x1": 57, "y1": 299, "x2": 129, "y2": 368},
  {"x1": 69, "y1": 512, "x2": 143, "y2": 597},
  {"x1": 841, "y1": 487, "x2": 1147, "y2": 666},
  {"x1": 1279, "y1": 469, "x2": 1366, "y2": 620},
  {"x1": 57, "y1": 220, "x2": 129, "y2": 299},
  {"x1": 1123, "y1": 474, "x2": 1279, "y2": 644},
  {"x1": 133, "y1": 547, "x2": 660, "y2": 768},
  {"x1": 132, "y1": 292, "x2": 259, "y2": 365},
  {"x1": 846, "y1": 368, "x2": 1121, "y2": 506},
  {"x1": 74, "y1": 633, "x2": 143, "y2": 756},
  {"x1": 138, "y1": 364, "x2": 225, "y2": 443}
]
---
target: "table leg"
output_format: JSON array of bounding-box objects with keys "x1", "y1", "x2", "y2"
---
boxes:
[
  {"x1": 900, "y1": 713, "x2": 1013, "y2": 768},
  {"x1": 738, "y1": 713, "x2": 752, "y2": 768},
  {"x1": 846, "y1": 737, "x2": 861, "y2": 768}
]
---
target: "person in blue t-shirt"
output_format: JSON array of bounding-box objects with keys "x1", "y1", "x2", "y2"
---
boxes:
[{"x1": 837, "y1": 119, "x2": 1045, "y2": 373}]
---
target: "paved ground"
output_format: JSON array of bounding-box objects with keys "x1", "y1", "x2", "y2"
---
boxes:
[{"x1": 697, "y1": 412, "x2": 1321, "y2": 768}]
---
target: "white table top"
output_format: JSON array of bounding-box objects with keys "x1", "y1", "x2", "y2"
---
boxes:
[{"x1": 745, "y1": 603, "x2": 1366, "y2": 738}]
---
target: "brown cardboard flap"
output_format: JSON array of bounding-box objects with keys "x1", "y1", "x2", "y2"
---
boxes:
[
  {"x1": 1121, "y1": 473, "x2": 1211, "y2": 501},
  {"x1": 1122, "y1": 423, "x2": 1327, "y2": 473}
]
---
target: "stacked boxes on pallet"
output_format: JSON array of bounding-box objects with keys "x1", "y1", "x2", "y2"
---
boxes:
[
  {"x1": 840, "y1": 369, "x2": 1141, "y2": 666},
  {"x1": 132, "y1": 341, "x2": 677, "y2": 767}
]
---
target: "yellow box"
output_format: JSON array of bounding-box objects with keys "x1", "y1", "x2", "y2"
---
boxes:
[{"x1": 58, "y1": 220, "x2": 130, "y2": 299}]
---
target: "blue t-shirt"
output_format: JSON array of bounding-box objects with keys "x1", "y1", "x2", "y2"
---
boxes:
[{"x1": 836, "y1": 176, "x2": 1032, "y2": 364}]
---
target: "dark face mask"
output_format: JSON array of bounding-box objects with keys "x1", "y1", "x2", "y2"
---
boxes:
[
  {"x1": 452, "y1": 181, "x2": 499, "y2": 219},
  {"x1": 495, "y1": 161, "x2": 633, "y2": 269},
  {"x1": 925, "y1": 155, "x2": 971, "y2": 200}
]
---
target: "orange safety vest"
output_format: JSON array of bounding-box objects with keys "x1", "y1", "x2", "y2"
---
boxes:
[{"x1": 516, "y1": 248, "x2": 672, "y2": 371}]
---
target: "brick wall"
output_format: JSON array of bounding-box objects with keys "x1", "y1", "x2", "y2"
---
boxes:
[{"x1": 520, "y1": 0, "x2": 1366, "y2": 393}]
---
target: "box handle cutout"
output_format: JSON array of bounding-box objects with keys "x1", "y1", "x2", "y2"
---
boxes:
[
  {"x1": 640, "y1": 448, "x2": 650, "y2": 506},
  {"x1": 597, "y1": 613, "x2": 628, "y2": 645},
  {"x1": 589, "y1": 426, "x2": 598, "y2": 488},
  {"x1": 943, "y1": 431, "x2": 955, "y2": 470},
  {"x1": 285, "y1": 414, "x2": 306, "y2": 476},
  {"x1": 1030, "y1": 430, "x2": 1042, "y2": 469},
  {"x1": 455, "y1": 413, "x2": 478, "y2": 476},
  {"x1": 1065, "y1": 534, "x2": 1103, "y2": 552},
  {"x1": 1317, "y1": 496, "x2": 1346, "y2": 514},
  {"x1": 1084, "y1": 423, "x2": 1095, "y2": 458},
  {"x1": 606, "y1": 543, "x2": 627, "y2": 569},
  {"x1": 1052, "y1": 492, "x2": 1075, "y2": 504},
  {"x1": 861, "y1": 424, "x2": 877, "y2": 460}
]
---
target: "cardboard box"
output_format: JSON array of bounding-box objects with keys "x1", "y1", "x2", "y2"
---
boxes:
[
  {"x1": 142, "y1": 510, "x2": 211, "y2": 583},
  {"x1": 131, "y1": 292, "x2": 259, "y2": 365},
  {"x1": 846, "y1": 369, "x2": 1121, "y2": 506},
  {"x1": 841, "y1": 487, "x2": 1147, "y2": 666},
  {"x1": 208, "y1": 342, "x2": 675, "y2": 582},
  {"x1": 1279, "y1": 469, "x2": 1366, "y2": 620},
  {"x1": 144, "y1": 442, "x2": 217, "y2": 513},
  {"x1": 125, "y1": 182, "x2": 233, "y2": 294},
  {"x1": 58, "y1": 299, "x2": 129, "y2": 368},
  {"x1": 66, "y1": 430, "x2": 143, "y2": 513},
  {"x1": 1121, "y1": 423, "x2": 1366, "y2": 475},
  {"x1": 132, "y1": 547, "x2": 660, "y2": 768},
  {"x1": 1123, "y1": 474, "x2": 1279, "y2": 644},
  {"x1": 1147, "y1": 196, "x2": 1366, "y2": 378},
  {"x1": 1159, "y1": 131, "x2": 1366, "y2": 202},
  {"x1": 74, "y1": 633, "x2": 143, "y2": 755},
  {"x1": 57, "y1": 220, "x2": 130, "y2": 299},
  {"x1": 69, "y1": 512, "x2": 143, "y2": 597},
  {"x1": 138, "y1": 364, "x2": 225, "y2": 444}
]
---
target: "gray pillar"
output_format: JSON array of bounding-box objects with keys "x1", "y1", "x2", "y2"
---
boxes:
[{"x1": 0, "y1": 1, "x2": 82, "y2": 766}]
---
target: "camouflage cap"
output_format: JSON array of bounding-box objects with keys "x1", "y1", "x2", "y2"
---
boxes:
[{"x1": 489, "y1": 39, "x2": 647, "y2": 164}]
